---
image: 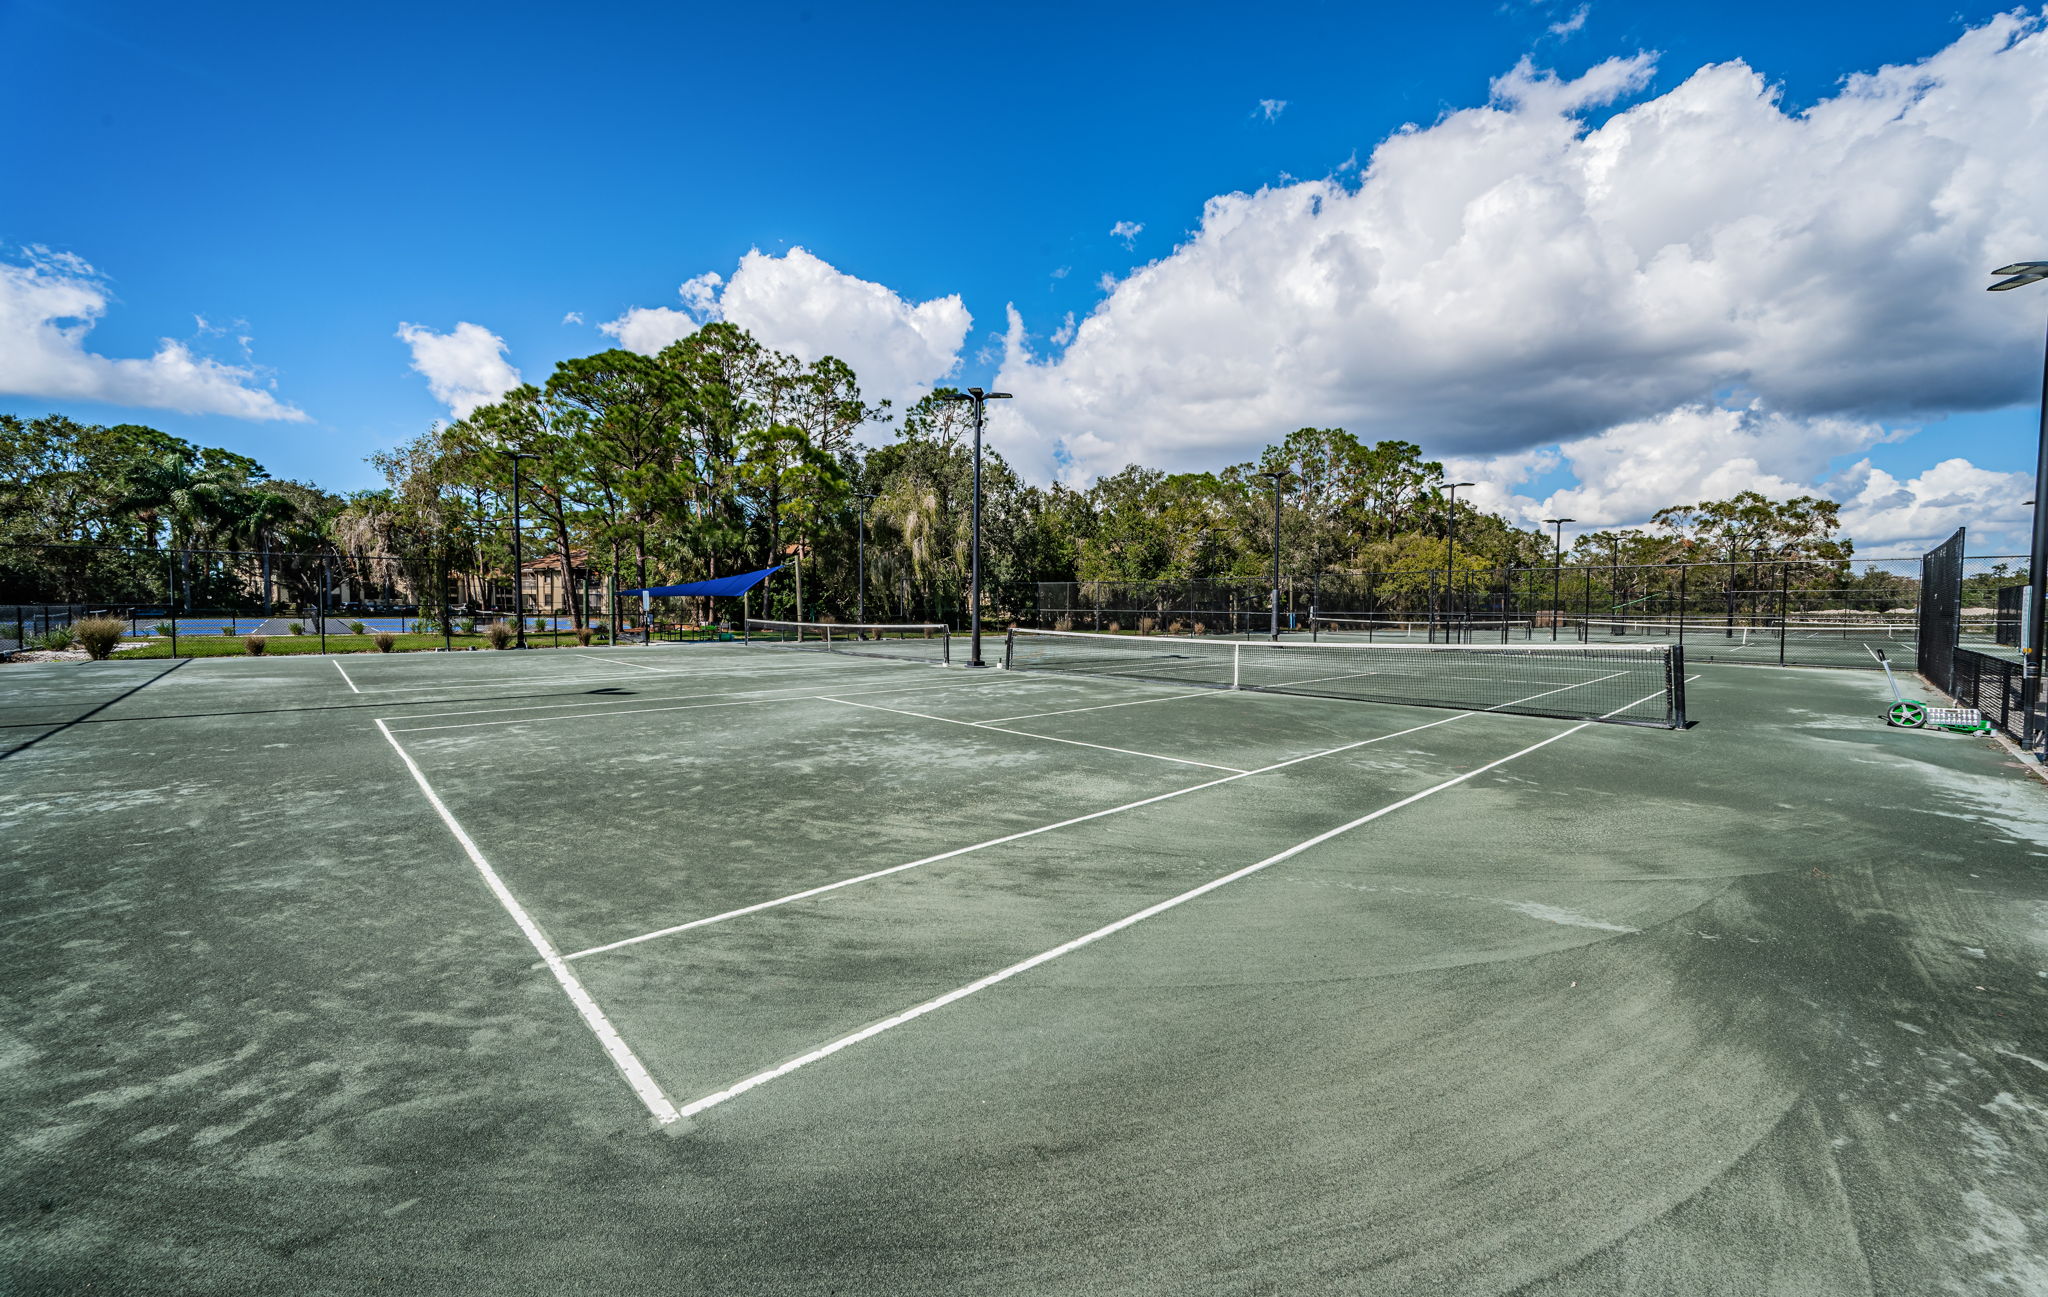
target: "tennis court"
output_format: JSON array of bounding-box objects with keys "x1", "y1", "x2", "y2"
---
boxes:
[{"x1": 4, "y1": 638, "x2": 2044, "y2": 1294}]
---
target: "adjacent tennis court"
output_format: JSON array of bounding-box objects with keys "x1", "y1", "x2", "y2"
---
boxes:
[{"x1": 4, "y1": 638, "x2": 2044, "y2": 1295}]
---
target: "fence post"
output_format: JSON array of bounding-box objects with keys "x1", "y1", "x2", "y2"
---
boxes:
[
  {"x1": 166, "y1": 550, "x2": 179, "y2": 659},
  {"x1": 1778, "y1": 561, "x2": 1789, "y2": 666},
  {"x1": 319, "y1": 558, "x2": 329, "y2": 655},
  {"x1": 1677, "y1": 564, "x2": 1686, "y2": 653}
]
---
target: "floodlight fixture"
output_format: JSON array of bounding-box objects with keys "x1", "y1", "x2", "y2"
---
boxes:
[
  {"x1": 942, "y1": 388, "x2": 1013, "y2": 665},
  {"x1": 1989, "y1": 263, "x2": 2048, "y2": 290}
]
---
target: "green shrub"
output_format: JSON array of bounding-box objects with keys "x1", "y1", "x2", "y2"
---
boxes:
[
  {"x1": 244, "y1": 635, "x2": 267, "y2": 656},
  {"x1": 72, "y1": 617, "x2": 126, "y2": 660},
  {"x1": 591, "y1": 620, "x2": 608, "y2": 635},
  {"x1": 459, "y1": 616, "x2": 478, "y2": 635},
  {"x1": 374, "y1": 632, "x2": 397, "y2": 653},
  {"x1": 152, "y1": 622, "x2": 175, "y2": 637},
  {"x1": 487, "y1": 622, "x2": 513, "y2": 649},
  {"x1": 288, "y1": 622, "x2": 304, "y2": 635},
  {"x1": 348, "y1": 620, "x2": 366, "y2": 635},
  {"x1": 34, "y1": 626, "x2": 76, "y2": 651},
  {"x1": 532, "y1": 617, "x2": 547, "y2": 632}
]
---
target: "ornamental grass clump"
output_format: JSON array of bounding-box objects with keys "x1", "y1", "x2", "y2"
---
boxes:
[
  {"x1": 374, "y1": 632, "x2": 397, "y2": 653},
  {"x1": 244, "y1": 635, "x2": 267, "y2": 656},
  {"x1": 487, "y1": 622, "x2": 513, "y2": 650},
  {"x1": 72, "y1": 617, "x2": 126, "y2": 660}
]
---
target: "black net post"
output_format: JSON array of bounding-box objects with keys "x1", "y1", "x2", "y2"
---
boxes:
[{"x1": 1917, "y1": 528, "x2": 1963, "y2": 697}]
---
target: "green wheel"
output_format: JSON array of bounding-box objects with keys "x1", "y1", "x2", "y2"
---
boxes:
[{"x1": 1888, "y1": 700, "x2": 1927, "y2": 728}]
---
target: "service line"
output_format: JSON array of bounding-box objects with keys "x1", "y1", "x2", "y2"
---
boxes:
[{"x1": 375, "y1": 719, "x2": 681, "y2": 1127}]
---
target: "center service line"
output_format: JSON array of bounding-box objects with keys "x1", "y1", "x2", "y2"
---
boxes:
[
  {"x1": 333, "y1": 660, "x2": 361, "y2": 694},
  {"x1": 820, "y1": 696, "x2": 1249, "y2": 773},
  {"x1": 374, "y1": 718, "x2": 681, "y2": 1127},
  {"x1": 669, "y1": 719, "x2": 1596, "y2": 1123}
]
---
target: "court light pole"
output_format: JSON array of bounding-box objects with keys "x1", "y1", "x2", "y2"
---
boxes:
[
  {"x1": 1544, "y1": 517, "x2": 1575, "y2": 641},
  {"x1": 1436, "y1": 481, "x2": 1474, "y2": 627},
  {"x1": 510, "y1": 453, "x2": 536, "y2": 649},
  {"x1": 1256, "y1": 470, "x2": 1289, "y2": 639},
  {"x1": 855, "y1": 491, "x2": 875, "y2": 624},
  {"x1": 1989, "y1": 261, "x2": 2048, "y2": 751},
  {"x1": 939, "y1": 387, "x2": 1011, "y2": 666}
]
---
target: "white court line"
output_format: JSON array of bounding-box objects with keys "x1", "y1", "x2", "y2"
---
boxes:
[
  {"x1": 980, "y1": 691, "x2": 1219, "y2": 724},
  {"x1": 385, "y1": 674, "x2": 1004, "y2": 734},
  {"x1": 577, "y1": 653, "x2": 695, "y2": 673},
  {"x1": 343, "y1": 651, "x2": 870, "y2": 694},
  {"x1": 669, "y1": 719, "x2": 1595, "y2": 1122},
  {"x1": 333, "y1": 660, "x2": 361, "y2": 694},
  {"x1": 374, "y1": 719, "x2": 680, "y2": 1127},
  {"x1": 561, "y1": 711, "x2": 1472, "y2": 961},
  {"x1": 350, "y1": 655, "x2": 849, "y2": 691},
  {"x1": 354, "y1": 669, "x2": 677, "y2": 694},
  {"x1": 386, "y1": 670, "x2": 997, "y2": 724},
  {"x1": 821, "y1": 696, "x2": 1250, "y2": 773}
]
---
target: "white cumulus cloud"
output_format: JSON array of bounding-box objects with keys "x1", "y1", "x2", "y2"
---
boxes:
[
  {"x1": 1109, "y1": 220, "x2": 1145, "y2": 247},
  {"x1": 0, "y1": 245, "x2": 304, "y2": 421},
  {"x1": 598, "y1": 306, "x2": 699, "y2": 355},
  {"x1": 601, "y1": 248, "x2": 970, "y2": 417},
  {"x1": 992, "y1": 16, "x2": 2048, "y2": 540},
  {"x1": 395, "y1": 321, "x2": 522, "y2": 419}
]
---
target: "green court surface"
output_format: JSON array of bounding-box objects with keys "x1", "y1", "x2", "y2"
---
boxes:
[{"x1": 3, "y1": 643, "x2": 2045, "y2": 1295}]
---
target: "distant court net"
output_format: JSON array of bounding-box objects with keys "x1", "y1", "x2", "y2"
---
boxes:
[
  {"x1": 1311, "y1": 615, "x2": 1538, "y2": 644},
  {"x1": 1004, "y1": 628, "x2": 1685, "y2": 727},
  {"x1": 1572, "y1": 619, "x2": 1920, "y2": 644},
  {"x1": 747, "y1": 619, "x2": 950, "y2": 665}
]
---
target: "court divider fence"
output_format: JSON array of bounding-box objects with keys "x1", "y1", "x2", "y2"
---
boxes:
[
  {"x1": 1027, "y1": 552, "x2": 2024, "y2": 672},
  {"x1": 5, "y1": 539, "x2": 2030, "y2": 672}
]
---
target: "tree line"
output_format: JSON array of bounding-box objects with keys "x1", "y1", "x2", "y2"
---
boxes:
[{"x1": 3, "y1": 324, "x2": 1884, "y2": 621}]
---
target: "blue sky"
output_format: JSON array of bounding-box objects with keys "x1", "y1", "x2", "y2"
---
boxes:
[{"x1": 2, "y1": 0, "x2": 2043, "y2": 552}]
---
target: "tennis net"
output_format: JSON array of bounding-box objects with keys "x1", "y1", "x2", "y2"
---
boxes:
[
  {"x1": 747, "y1": 619, "x2": 950, "y2": 665},
  {"x1": 1310, "y1": 615, "x2": 1538, "y2": 644},
  {"x1": 1003, "y1": 627, "x2": 1685, "y2": 727},
  {"x1": 1572, "y1": 618, "x2": 1921, "y2": 645}
]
